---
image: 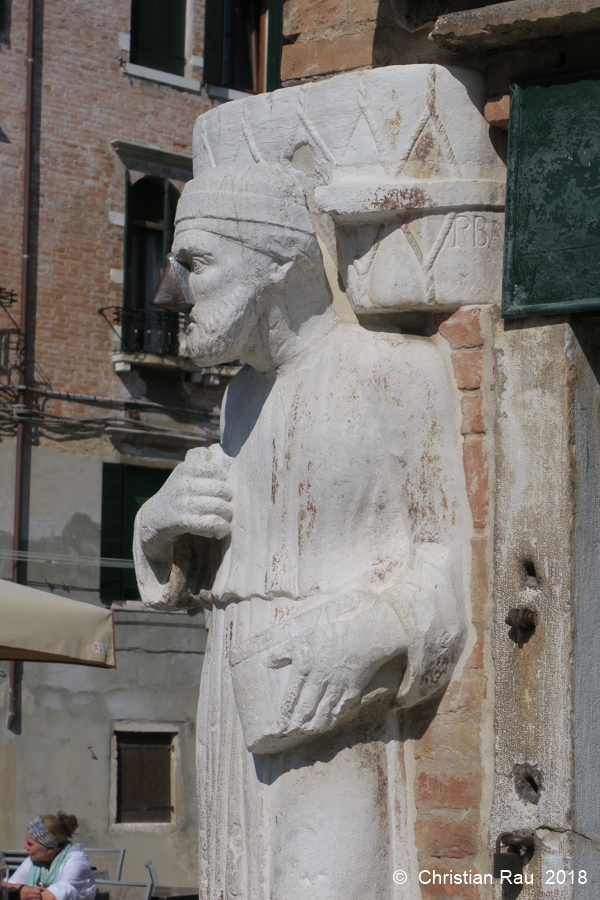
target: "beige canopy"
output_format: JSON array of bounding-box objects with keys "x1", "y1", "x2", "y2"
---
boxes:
[{"x1": 0, "y1": 579, "x2": 116, "y2": 667}]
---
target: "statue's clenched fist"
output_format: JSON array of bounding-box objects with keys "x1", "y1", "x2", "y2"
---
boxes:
[{"x1": 136, "y1": 443, "x2": 233, "y2": 562}]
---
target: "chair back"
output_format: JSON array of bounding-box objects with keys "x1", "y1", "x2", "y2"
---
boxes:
[
  {"x1": 85, "y1": 850, "x2": 126, "y2": 881},
  {"x1": 1, "y1": 851, "x2": 27, "y2": 878},
  {"x1": 95, "y1": 881, "x2": 152, "y2": 900}
]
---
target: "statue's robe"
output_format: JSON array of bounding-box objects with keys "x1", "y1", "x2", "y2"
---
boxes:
[{"x1": 139, "y1": 321, "x2": 466, "y2": 900}]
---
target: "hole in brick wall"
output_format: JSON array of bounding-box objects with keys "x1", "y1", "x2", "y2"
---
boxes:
[
  {"x1": 522, "y1": 560, "x2": 540, "y2": 588},
  {"x1": 513, "y1": 763, "x2": 543, "y2": 805}
]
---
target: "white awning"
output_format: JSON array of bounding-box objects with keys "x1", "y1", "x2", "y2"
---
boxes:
[{"x1": 0, "y1": 579, "x2": 116, "y2": 668}]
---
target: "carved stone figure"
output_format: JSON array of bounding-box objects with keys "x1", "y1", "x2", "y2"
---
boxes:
[
  {"x1": 131, "y1": 61, "x2": 505, "y2": 899},
  {"x1": 133, "y1": 160, "x2": 467, "y2": 900}
]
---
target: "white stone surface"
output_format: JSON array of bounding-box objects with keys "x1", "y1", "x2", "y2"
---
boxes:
[
  {"x1": 133, "y1": 74, "x2": 472, "y2": 899},
  {"x1": 191, "y1": 64, "x2": 505, "y2": 313}
]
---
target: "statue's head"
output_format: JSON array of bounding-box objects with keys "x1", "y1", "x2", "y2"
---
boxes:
[{"x1": 165, "y1": 163, "x2": 321, "y2": 366}]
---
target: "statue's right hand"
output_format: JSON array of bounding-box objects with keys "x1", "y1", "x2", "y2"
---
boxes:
[{"x1": 135, "y1": 444, "x2": 233, "y2": 561}]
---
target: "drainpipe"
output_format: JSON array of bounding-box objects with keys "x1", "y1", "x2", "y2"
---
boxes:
[{"x1": 9, "y1": 0, "x2": 36, "y2": 729}]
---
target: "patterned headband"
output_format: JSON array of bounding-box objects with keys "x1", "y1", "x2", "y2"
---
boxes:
[{"x1": 27, "y1": 816, "x2": 59, "y2": 849}]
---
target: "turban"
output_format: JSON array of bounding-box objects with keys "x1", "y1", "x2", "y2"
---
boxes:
[
  {"x1": 174, "y1": 163, "x2": 318, "y2": 262},
  {"x1": 27, "y1": 816, "x2": 60, "y2": 849}
]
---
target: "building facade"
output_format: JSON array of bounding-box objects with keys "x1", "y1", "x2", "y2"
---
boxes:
[
  {"x1": 0, "y1": 0, "x2": 283, "y2": 883},
  {"x1": 4, "y1": 0, "x2": 600, "y2": 896}
]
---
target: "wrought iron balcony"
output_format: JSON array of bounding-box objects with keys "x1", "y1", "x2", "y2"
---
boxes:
[{"x1": 111, "y1": 306, "x2": 184, "y2": 357}]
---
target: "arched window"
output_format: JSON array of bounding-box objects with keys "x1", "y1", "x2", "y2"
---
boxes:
[{"x1": 122, "y1": 175, "x2": 180, "y2": 355}]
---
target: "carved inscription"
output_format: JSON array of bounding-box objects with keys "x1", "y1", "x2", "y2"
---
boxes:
[{"x1": 451, "y1": 214, "x2": 503, "y2": 250}]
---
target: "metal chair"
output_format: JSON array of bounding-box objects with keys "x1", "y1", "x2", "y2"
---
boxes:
[
  {"x1": 85, "y1": 850, "x2": 126, "y2": 881},
  {"x1": 1, "y1": 852, "x2": 27, "y2": 878},
  {"x1": 144, "y1": 863, "x2": 159, "y2": 887},
  {"x1": 95, "y1": 881, "x2": 152, "y2": 900}
]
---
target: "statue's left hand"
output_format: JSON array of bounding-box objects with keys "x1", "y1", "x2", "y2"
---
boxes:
[{"x1": 267, "y1": 600, "x2": 406, "y2": 738}]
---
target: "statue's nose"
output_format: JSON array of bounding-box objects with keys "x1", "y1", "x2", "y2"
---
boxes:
[{"x1": 152, "y1": 253, "x2": 193, "y2": 312}]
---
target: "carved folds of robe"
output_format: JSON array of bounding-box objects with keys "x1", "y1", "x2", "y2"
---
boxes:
[{"x1": 136, "y1": 322, "x2": 467, "y2": 900}]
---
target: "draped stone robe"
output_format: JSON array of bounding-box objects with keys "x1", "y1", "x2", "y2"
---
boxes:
[{"x1": 136, "y1": 321, "x2": 466, "y2": 900}]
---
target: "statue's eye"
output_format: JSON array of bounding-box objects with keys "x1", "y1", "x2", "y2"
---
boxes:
[{"x1": 192, "y1": 255, "x2": 211, "y2": 274}]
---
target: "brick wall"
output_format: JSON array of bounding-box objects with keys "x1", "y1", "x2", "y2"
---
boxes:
[
  {"x1": 409, "y1": 306, "x2": 494, "y2": 898},
  {"x1": 0, "y1": 0, "x2": 215, "y2": 409},
  {"x1": 281, "y1": 0, "x2": 457, "y2": 84}
]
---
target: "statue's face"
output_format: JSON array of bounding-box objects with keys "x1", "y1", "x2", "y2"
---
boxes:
[{"x1": 172, "y1": 229, "x2": 279, "y2": 365}]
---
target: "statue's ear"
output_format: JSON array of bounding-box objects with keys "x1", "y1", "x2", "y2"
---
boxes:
[{"x1": 268, "y1": 260, "x2": 294, "y2": 285}]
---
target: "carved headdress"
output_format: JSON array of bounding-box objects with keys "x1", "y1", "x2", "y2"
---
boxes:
[{"x1": 174, "y1": 163, "x2": 318, "y2": 262}]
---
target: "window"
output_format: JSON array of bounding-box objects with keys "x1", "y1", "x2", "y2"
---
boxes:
[
  {"x1": 129, "y1": 0, "x2": 187, "y2": 77},
  {"x1": 100, "y1": 463, "x2": 171, "y2": 602},
  {"x1": 122, "y1": 175, "x2": 181, "y2": 355},
  {"x1": 204, "y1": 0, "x2": 283, "y2": 94},
  {"x1": 503, "y1": 68, "x2": 600, "y2": 318},
  {"x1": 116, "y1": 731, "x2": 174, "y2": 823}
]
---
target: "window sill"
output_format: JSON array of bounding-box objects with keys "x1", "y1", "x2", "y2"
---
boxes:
[
  {"x1": 112, "y1": 351, "x2": 199, "y2": 373},
  {"x1": 112, "y1": 350, "x2": 243, "y2": 377},
  {"x1": 207, "y1": 83, "x2": 254, "y2": 102},
  {"x1": 124, "y1": 62, "x2": 200, "y2": 93},
  {"x1": 111, "y1": 600, "x2": 189, "y2": 615},
  {"x1": 430, "y1": 0, "x2": 600, "y2": 52},
  {"x1": 109, "y1": 822, "x2": 176, "y2": 834}
]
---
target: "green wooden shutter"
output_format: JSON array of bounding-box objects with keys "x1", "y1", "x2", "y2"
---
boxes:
[
  {"x1": 204, "y1": 0, "x2": 225, "y2": 86},
  {"x1": 503, "y1": 69, "x2": 600, "y2": 318},
  {"x1": 123, "y1": 170, "x2": 133, "y2": 310},
  {"x1": 130, "y1": 0, "x2": 186, "y2": 76},
  {"x1": 122, "y1": 466, "x2": 171, "y2": 600},
  {"x1": 100, "y1": 464, "x2": 171, "y2": 601},
  {"x1": 266, "y1": 0, "x2": 283, "y2": 93},
  {"x1": 100, "y1": 463, "x2": 125, "y2": 602}
]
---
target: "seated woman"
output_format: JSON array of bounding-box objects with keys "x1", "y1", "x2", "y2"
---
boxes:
[{"x1": 7, "y1": 812, "x2": 95, "y2": 900}]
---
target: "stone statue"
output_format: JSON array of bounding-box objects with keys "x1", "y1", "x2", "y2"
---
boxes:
[{"x1": 133, "y1": 161, "x2": 467, "y2": 900}]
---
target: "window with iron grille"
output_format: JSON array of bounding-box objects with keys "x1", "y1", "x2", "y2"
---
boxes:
[
  {"x1": 122, "y1": 175, "x2": 181, "y2": 356},
  {"x1": 116, "y1": 731, "x2": 175, "y2": 823},
  {"x1": 129, "y1": 0, "x2": 187, "y2": 77},
  {"x1": 204, "y1": 0, "x2": 284, "y2": 94}
]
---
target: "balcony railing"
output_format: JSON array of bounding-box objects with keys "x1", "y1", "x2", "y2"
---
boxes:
[{"x1": 111, "y1": 307, "x2": 184, "y2": 357}]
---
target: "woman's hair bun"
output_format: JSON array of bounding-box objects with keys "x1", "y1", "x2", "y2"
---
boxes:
[
  {"x1": 41, "y1": 811, "x2": 78, "y2": 842},
  {"x1": 57, "y1": 812, "x2": 78, "y2": 834}
]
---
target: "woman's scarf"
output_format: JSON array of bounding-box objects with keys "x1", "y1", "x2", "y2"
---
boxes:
[{"x1": 26, "y1": 842, "x2": 72, "y2": 888}]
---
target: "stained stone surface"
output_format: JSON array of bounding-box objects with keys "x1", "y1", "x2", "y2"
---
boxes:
[
  {"x1": 132, "y1": 65, "x2": 489, "y2": 900},
  {"x1": 192, "y1": 64, "x2": 505, "y2": 313}
]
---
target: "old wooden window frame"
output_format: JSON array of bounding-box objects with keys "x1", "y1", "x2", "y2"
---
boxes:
[
  {"x1": 204, "y1": 0, "x2": 283, "y2": 94},
  {"x1": 110, "y1": 722, "x2": 183, "y2": 834}
]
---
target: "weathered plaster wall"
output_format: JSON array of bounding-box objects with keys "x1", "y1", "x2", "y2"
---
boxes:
[
  {"x1": 0, "y1": 442, "x2": 205, "y2": 885},
  {"x1": 492, "y1": 319, "x2": 574, "y2": 897},
  {"x1": 0, "y1": 606, "x2": 206, "y2": 884},
  {"x1": 571, "y1": 322, "x2": 600, "y2": 893},
  {"x1": 492, "y1": 318, "x2": 600, "y2": 899}
]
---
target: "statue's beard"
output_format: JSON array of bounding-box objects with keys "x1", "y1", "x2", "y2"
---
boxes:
[{"x1": 185, "y1": 283, "x2": 262, "y2": 366}]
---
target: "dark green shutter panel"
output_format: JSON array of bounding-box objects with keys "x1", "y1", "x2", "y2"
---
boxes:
[
  {"x1": 123, "y1": 170, "x2": 133, "y2": 310},
  {"x1": 122, "y1": 466, "x2": 171, "y2": 600},
  {"x1": 130, "y1": 0, "x2": 186, "y2": 77},
  {"x1": 503, "y1": 70, "x2": 600, "y2": 318},
  {"x1": 100, "y1": 463, "x2": 125, "y2": 602},
  {"x1": 204, "y1": 0, "x2": 225, "y2": 86},
  {"x1": 100, "y1": 464, "x2": 170, "y2": 601},
  {"x1": 266, "y1": 0, "x2": 283, "y2": 93}
]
